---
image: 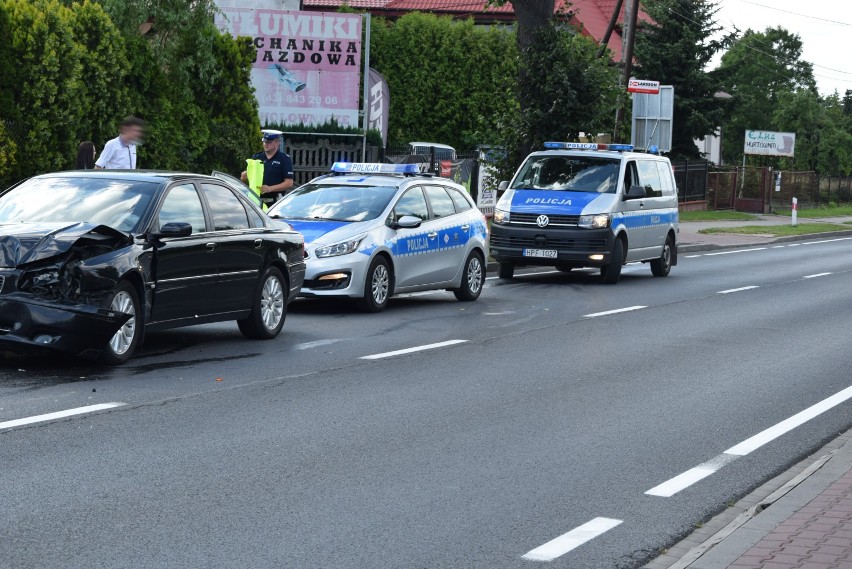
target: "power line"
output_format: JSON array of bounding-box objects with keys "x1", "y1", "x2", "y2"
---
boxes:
[{"x1": 736, "y1": 0, "x2": 852, "y2": 27}]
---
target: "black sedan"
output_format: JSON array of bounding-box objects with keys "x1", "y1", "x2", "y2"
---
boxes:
[{"x1": 0, "y1": 171, "x2": 306, "y2": 364}]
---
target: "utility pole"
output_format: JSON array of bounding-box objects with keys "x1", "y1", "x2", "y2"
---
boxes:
[{"x1": 613, "y1": 0, "x2": 639, "y2": 143}]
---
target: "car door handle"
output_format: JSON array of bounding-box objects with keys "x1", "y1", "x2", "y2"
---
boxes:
[
  {"x1": 206, "y1": 242, "x2": 216, "y2": 252},
  {"x1": 639, "y1": 201, "x2": 645, "y2": 208},
  {"x1": 427, "y1": 232, "x2": 438, "y2": 239},
  {"x1": 461, "y1": 225, "x2": 470, "y2": 231},
  {"x1": 254, "y1": 238, "x2": 263, "y2": 249}
]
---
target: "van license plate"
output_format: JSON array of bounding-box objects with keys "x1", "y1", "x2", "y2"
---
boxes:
[{"x1": 523, "y1": 249, "x2": 557, "y2": 258}]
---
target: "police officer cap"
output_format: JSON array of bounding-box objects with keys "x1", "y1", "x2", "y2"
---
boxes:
[{"x1": 262, "y1": 129, "x2": 284, "y2": 142}]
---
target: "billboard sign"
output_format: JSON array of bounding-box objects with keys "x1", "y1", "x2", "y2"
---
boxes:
[
  {"x1": 627, "y1": 78, "x2": 661, "y2": 94},
  {"x1": 216, "y1": 9, "x2": 362, "y2": 126},
  {"x1": 744, "y1": 130, "x2": 796, "y2": 157},
  {"x1": 631, "y1": 85, "x2": 674, "y2": 152}
]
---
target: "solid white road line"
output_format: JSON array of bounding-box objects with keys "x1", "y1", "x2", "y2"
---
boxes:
[
  {"x1": 725, "y1": 384, "x2": 852, "y2": 456},
  {"x1": 803, "y1": 272, "x2": 832, "y2": 279},
  {"x1": 801, "y1": 237, "x2": 852, "y2": 245},
  {"x1": 583, "y1": 306, "x2": 647, "y2": 318},
  {"x1": 522, "y1": 517, "x2": 623, "y2": 562},
  {"x1": 645, "y1": 454, "x2": 737, "y2": 497},
  {"x1": 486, "y1": 270, "x2": 562, "y2": 281},
  {"x1": 685, "y1": 254, "x2": 702, "y2": 258},
  {"x1": 717, "y1": 286, "x2": 759, "y2": 294},
  {"x1": 705, "y1": 247, "x2": 767, "y2": 256},
  {"x1": 360, "y1": 340, "x2": 468, "y2": 360},
  {"x1": 0, "y1": 403, "x2": 126, "y2": 431},
  {"x1": 647, "y1": 384, "x2": 852, "y2": 497}
]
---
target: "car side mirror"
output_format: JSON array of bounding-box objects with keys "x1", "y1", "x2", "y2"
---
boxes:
[
  {"x1": 497, "y1": 180, "x2": 509, "y2": 192},
  {"x1": 624, "y1": 185, "x2": 646, "y2": 200},
  {"x1": 394, "y1": 215, "x2": 422, "y2": 229},
  {"x1": 153, "y1": 222, "x2": 192, "y2": 239}
]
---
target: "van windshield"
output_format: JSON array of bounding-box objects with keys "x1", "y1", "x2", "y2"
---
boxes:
[{"x1": 511, "y1": 156, "x2": 620, "y2": 193}]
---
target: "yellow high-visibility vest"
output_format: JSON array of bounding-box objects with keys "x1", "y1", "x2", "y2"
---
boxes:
[{"x1": 245, "y1": 159, "x2": 268, "y2": 211}]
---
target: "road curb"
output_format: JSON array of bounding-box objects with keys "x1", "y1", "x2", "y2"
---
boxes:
[{"x1": 645, "y1": 428, "x2": 852, "y2": 569}]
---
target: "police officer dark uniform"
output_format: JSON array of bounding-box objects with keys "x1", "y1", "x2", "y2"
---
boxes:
[{"x1": 240, "y1": 130, "x2": 294, "y2": 207}]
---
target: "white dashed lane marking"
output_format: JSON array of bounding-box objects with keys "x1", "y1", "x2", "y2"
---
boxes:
[
  {"x1": 0, "y1": 403, "x2": 127, "y2": 431},
  {"x1": 704, "y1": 247, "x2": 767, "y2": 256},
  {"x1": 717, "y1": 286, "x2": 759, "y2": 294},
  {"x1": 646, "y1": 384, "x2": 852, "y2": 497},
  {"x1": 522, "y1": 518, "x2": 623, "y2": 562},
  {"x1": 803, "y1": 272, "x2": 832, "y2": 279},
  {"x1": 360, "y1": 340, "x2": 468, "y2": 360},
  {"x1": 583, "y1": 306, "x2": 647, "y2": 318}
]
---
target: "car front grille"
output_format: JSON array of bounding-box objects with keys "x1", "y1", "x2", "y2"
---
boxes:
[
  {"x1": 490, "y1": 234, "x2": 608, "y2": 251},
  {"x1": 510, "y1": 213, "x2": 580, "y2": 226}
]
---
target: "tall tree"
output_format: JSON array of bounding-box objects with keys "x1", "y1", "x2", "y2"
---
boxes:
[
  {"x1": 717, "y1": 26, "x2": 816, "y2": 164},
  {"x1": 634, "y1": 0, "x2": 732, "y2": 159}
]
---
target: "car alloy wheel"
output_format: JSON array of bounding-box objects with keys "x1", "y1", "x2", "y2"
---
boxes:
[
  {"x1": 260, "y1": 274, "x2": 285, "y2": 330},
  {"x1": 467, "y1": 255, "x2": 483, "y2": 295},
  {"x1": 109, "y1": 290, "x2": 137, "y2": 356},
  {"x1": 371, "y1": 263, "x2": 390, "y2": 305}
]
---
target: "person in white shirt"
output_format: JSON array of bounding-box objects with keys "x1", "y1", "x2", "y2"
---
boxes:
[{"x1": 96, "y1": 116, "x2": 145, "y2": 169}]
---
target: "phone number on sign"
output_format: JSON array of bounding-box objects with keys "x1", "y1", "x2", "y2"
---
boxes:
[{"x1": 263, "y1": 93, "x2": 340, "y2": 105}]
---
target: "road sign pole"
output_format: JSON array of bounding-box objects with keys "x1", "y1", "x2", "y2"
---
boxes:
[{"x1": 792, "y1": 197, "x2": 798, "y2": 226}]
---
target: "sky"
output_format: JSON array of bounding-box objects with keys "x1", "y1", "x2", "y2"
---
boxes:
[{"x1": 711, "y1": 0, "x2": 852, "y2": 96}]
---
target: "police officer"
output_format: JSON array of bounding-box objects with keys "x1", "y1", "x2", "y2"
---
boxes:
[{"x1": 241, "y1": 129, "x2": 295, "y2": 207}]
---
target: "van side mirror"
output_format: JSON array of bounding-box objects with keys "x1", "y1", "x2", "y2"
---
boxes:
[
  {"x1": 624, "y1": 185, "x2": 646, "y2": 200},
  {"x1": 497, "y1": 181, "x2": 509, "y2": 192}
]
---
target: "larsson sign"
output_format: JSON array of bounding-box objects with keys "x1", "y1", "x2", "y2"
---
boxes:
[{"x1": 216, "y1": 10, "x2": 363, "y2": 126}]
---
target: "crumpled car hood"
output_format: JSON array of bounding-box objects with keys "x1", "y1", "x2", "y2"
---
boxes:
[{"x1": 0, "y1": 222, "x2": 131, "y2": 268}]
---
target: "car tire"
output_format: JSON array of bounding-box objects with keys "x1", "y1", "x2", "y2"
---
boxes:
[
  {"x1": 238, "y1": 266, "x2": 288, "y2": 340},
  {"x1": 600, "y1": 238, "x2": 624, "y2": 284},
  {"x1": 555, "y1": 264, "x2": 573, "y2": 273},
  {"x1": 358, "y1": 256, "x2": 391, "y2": 313},
  {"x1": 100, "y1": 281, "x2": 142, "y2": 365},
  {"x1": 454, "y1": 251, "x2": 485, "y2": 302},
  {"x1": 498, "y1": 262, "x2": 514, "y2": 279},
  {"x1": 651, "y1": 235, "x2": 674, "y2": 277}
]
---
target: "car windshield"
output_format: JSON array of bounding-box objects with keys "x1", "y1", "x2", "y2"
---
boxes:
[
  {"x1": 511, "y1": 156, "x2": 620, "y2": 193},
  {"x1": 270, "y1": 184, "x2": 397, "y2": 222},
  {"x1": 0, "y1": 177, "x2": 158, "y2": 232}
]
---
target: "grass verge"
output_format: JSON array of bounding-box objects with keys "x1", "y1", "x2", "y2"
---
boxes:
[
  {"x1": 699, "y1": 223, "x2": 849, "y2": 237},
  {"x1": 773, "y1": 205, "x2": 852, "y2": 218},
  {"x1": 679, "y1": 210, "x2": 758, "y2": 222}
]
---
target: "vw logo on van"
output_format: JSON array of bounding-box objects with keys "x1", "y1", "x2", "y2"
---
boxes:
[{"x1": 536, "y1": 215, "x2": 550, "y2": 228}]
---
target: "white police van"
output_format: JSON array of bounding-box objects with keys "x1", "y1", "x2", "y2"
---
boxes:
[
  {"x1": 267, "y1": 163, "x2": 489, "y2": 312},
  {"x1": 490, "y1": 142, "x2": 678, "y2": 284}
]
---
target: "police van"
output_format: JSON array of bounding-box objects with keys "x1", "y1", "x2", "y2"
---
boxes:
[{"x1": 490, "y1": 142, "x2": 678, "y2": 284}]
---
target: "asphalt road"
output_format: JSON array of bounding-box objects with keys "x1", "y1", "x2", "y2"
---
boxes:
[{"x1": 3, "y1": 236, "x2": 852, "y2": 568}]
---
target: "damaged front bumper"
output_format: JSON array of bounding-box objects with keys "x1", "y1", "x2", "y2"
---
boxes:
[{"x1": 0, "y1": 293, "x2": 130, "y2": 358}]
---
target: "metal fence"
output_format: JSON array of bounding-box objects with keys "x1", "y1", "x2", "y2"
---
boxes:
[
  {"x1": 0, "y1": 120, "x2": 27, "y2": 190},
  {"x1": 284, "y1": 139, "x2": 380, "y2": 186},
  {"x1": 672, "y1": 159, "x2": 709, "y2": 203},
  {"x1": 704, "y1": 168, "x2": 852, "y2": 212}
]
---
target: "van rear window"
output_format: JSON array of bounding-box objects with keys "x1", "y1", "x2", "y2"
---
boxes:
[{"x1": 511, "y1": 156, "x2": 620, "y2": 193}]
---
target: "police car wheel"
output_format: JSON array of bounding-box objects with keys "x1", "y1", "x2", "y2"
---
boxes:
[
  {"x1": 100, "y1": 281, "x2": 142, "y2": 365},
  {"x1": 454, "y1": 251, "x2": 485, "y2": 302},
  {"x1": 600, "y1": 238, "x2": 624, "y2": 284},
  {"x1": 238, "y1": 267, "x2": 288, "y2": 339},
  {"x1": 358, "y1": 256, "x2": 391, "y2": 313},
  {"x1": 651, "y1": 236, "x2": 674, "y2": 277},
  {"x1": 498, "y1": 262, "x2": 514, "y2": 279}
]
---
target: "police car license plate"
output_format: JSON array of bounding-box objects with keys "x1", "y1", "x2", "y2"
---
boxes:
[{"x1": 523, "y1": 249, "x2": 557, "y2": 258}]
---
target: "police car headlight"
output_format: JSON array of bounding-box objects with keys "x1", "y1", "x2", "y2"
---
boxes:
[
  {"x1": 314, "y1": 237, "x2": 365, "y2": 258},
  {"x1": 578, "y1": 214, "x2": 610, "y2": 229},
  {"x1": 493, "y1": 209, "x2": 510, "y2": 225}
]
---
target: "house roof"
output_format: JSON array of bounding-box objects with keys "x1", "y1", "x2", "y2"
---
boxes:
[{"x1": 300, "y1": 0, "x2": 651, "y2": 60}]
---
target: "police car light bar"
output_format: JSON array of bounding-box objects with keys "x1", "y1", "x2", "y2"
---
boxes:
[
  {"x1": 543, "y1": 142, "x2": 634, "y2": 152},
  {"x1": 330, "y1": 162, "x2": 420, "y2": 174}
]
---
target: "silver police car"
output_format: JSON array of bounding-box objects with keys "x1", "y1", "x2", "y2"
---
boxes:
[{"x1": 267, "y1": 163, "x2": 489, "y2": 312}]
